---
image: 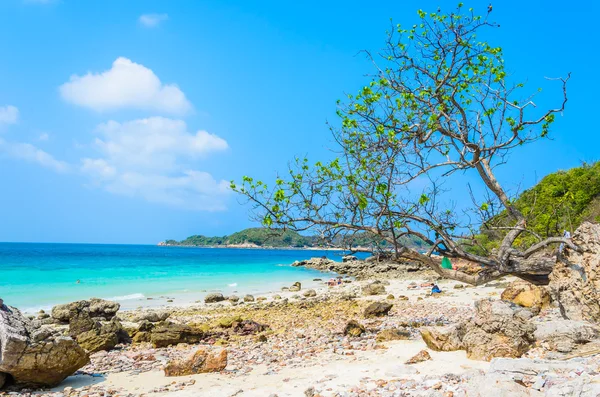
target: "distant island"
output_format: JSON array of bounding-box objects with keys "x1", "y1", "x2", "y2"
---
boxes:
[{"x1": 159, "y1": 227, "x2": 427, "y2": 251}]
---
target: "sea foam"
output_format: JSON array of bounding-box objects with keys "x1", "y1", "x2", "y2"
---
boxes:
[{"x1": 108, "y1": 293, "x2": 145, "y2": 301}]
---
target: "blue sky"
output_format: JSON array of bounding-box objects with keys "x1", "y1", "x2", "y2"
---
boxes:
[{"x1": 0, "y1": 0, "x2": 597, "y2": 244}]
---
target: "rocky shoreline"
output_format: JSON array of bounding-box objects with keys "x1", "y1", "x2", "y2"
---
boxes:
[
  {"x1": 2, "y1": 223, "x2": 600, "y2": 396},
  {"x1": 291, "y1": 256, "x2": 432, "y2": 280}
]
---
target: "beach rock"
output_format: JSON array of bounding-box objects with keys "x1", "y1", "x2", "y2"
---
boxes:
[
  {"x1": 243, "y1": 295, "x2": 255, "y2": 302},
  {"x1": 289, "y1": 282, "x2": 302, "y2": 292},
  {"x1": 164, "y1": 346, "x2": 227, "y2": 376},
  {"x1": 462, "y1": 299, "x2": 536, "y2": 361},
  {"x1": 218, "y1": 315, "x2": 243, "y2": 328},
  {"x1": 303, "y1": 289, "x2": 317, "y2": 298},
  {"x1": 420, "y1": 324, "x2": 465, "y2": 351},
  {"x1": 549, "y1": 222, "x2": 600, "y2": 324},
  {"x1": 228, "y1": 295, "x2": 240, "y2": 304},
  {"x1": 376, "y1": 327, "x2": 411, "y2": 342},
  {"x1": 405, "y1": 350, "x2": 431, "y2": 364},
  {"x1": 127, "y1": 310, "x2": 170, "y2": 323},
  {"x1": 204, "y1": 293, "x2": 225, "y2": 304},
  {"x1": 232, "y1": 320, "x2": 267, "y2": 335},
  {"x1": 362, "y1": 281, "x2": 386, "y2": 296},
  {"x1": 501, "y1": 280, "x2": 550, "y2": 313},
  {"x1": 76, "y1": 318, "x2": 125, "y2": 353},
  {"x1": 342, "y1": 255, "x2": 358, "y2": 262},
  {"x1": 150, "y1": 323, "x2": 205, "y2": 348},
  {"x1": 0, "y1": 304, "x2": 89, "y2": 388},
  {"x1": 533, "y1": 319, "x2": 598, "y2": 353},
  {"x1": 344, "y1": 320, "x2": 365, "y2": 337},
  {"x1": 51, "y1": 298, "x2": 119, "y2": 323},
  {"x1": 363, "y1": 302, "x2": 393, "y2": 318},
  {"x1": 0, "y1": 372, "x2": 6, "y2": 389}
]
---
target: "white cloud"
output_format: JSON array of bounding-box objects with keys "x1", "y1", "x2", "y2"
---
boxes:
[
  {"x1": 59, "y1": 57, "x2": 192, "y2": 115},
  {"x1": 38, "y1": 132, "x2": 50, "y2": 141},
  {"x1": 81, "y1": 117, "x2": 230, "y2": 210},
  {"x1": 0, "y1": 106, "x2": 19, "y2": 126},
  {"x1": 139, "y1": 13, "x2": 169, "y2": 28},
  {"x1": 0, "y1": 138, "x2": 69, "y2": 173}
]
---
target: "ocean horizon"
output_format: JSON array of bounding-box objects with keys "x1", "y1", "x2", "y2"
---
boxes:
[{"x1": 0, "y1": 243, "x2": 344, "y2": 313}]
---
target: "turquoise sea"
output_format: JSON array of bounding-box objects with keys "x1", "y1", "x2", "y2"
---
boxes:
[{"x1": 0, "y1": 243, "x2": 342, "y2": 312}]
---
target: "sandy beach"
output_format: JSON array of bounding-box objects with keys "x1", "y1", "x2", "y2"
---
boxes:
[{"x1": 15, "y1": 276, "x2": 523, "y2": 396}]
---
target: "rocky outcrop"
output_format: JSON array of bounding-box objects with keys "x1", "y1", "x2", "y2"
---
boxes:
[
  {"x1": 501, "y1": 280, "x2": 550, "y2": 314},
  {"x1": 289, "y1": 282, "x2": 302, "y2": 292},
  {"x1": 549, "y1": 222, "x2": 600, "y2": 324},
  {"x1": 291, "y1": 257, "x2": 428, "y2": 280},
  {"x1": 462, "y1": 299, "x2": 536, "y2": 361},
  {"x1": 420, "y1": 299, "x2": 536, "y2": 361},
  {"x1": 533, "y1": 319, "x2": 598, "y2": 353},
  {"x1": 0, "y1": 304, "x2": 89, "y2": 388},
  {"x1": 420, "y1": 324, "x2": 465, "y2": 351},
  {"x1": 303, "y1": 289, "x2": 317, "y2": 297},
  {"x1": 164, "y1": 346, "x2": 227, "y2": 376},
  {"x1": 51, "y1": 298, "x2": 120, "y2": 323},
  {"x1": 62, "y1": 299, "x2": 127, "y2": 353},
  {"x1": 363, "y1": 302, "x2": 393, "y2": 318}
]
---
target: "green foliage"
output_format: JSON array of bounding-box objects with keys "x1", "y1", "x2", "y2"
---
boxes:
[
  {"x1": 172, "y1": 228, "x2": 315, "y2": 248},
  {"x1": 473, "y1": 162, "x2": 600, "y2": 252}
]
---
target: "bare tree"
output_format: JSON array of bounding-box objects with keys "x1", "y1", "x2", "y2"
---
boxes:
[{"x1": 232, "y1": 5, "x2": 577, "y2": 285}]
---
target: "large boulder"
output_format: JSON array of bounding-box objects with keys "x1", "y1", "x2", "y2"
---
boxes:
[
  {"x1": 549, "y1": 222, "x2": 600, "y2": 324},
  {"x1": 462, "y1": 299, "x2": 536, "y2": 361},
  {"x1": 66, "y1": 301, "x2": 126, "y2": 353},
  {"x1": 0, "y1": 304, "x2": 89, "y2": 388},
  {"x1": 533, "y1": 319, "x2": 599, "y2": 353},
  {"x1": 164, "y1": 346, "x2": 227, "y2": 376},
  {"x1": 75, "y1": 318, "x2": 125, "y2": 353},
  {"x1": 501, "y1": 280, "x2": 550, "y2": 314},
  {"x1": 420, "y1": 324, "x2": 465, "y2": 352},
  {"x1": 51, "y1": 298, "x2": 119, "y2": 323},
  {"x1": 363, "y1": 302, "x2": 393, "y2": 318}
]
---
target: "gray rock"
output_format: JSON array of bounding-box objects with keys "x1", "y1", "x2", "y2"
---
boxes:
[
  {"x1": 303, "y1": 289, "x2": 317, "y2": 297},
  {"x1": 533, "y1": 319, "x2": 598, "y2": 353},
  {"x1": 204, "y1": 293, "x2": 225, "y2": 303},
  {"x1": 363, "y1": 301, "x2": 393, "y2": 318},
  {"x1": 51, "y1": 298, "x2": 120, "y2": 323},
  {"x1": 243, "y1": 295, "x2": 255, "y2": 302},
  {"x1": 0, "y1": 305, "x2": 89, "y2": 388},
  {"x1": 462, "y1": 299, "x2": 536, "y2": 361}
]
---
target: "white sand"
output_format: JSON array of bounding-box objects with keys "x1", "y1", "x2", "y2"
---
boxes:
[{"x1": 56, "y1": 339, "x2": 488, "y2": 397}]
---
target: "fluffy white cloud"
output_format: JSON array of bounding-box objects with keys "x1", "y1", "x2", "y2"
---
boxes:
[
  {"x1": 0, "y1": 138, "x2": 69, "y2": 173},
  {"x1": 139, "y1": 13, "x2": 169, "y2": 28},
  {"x1": 81, "y1": 117, "x2": 230, "y2": 210},
  {"x1": 38, "y1": 132, "x2": 50, "y2": 141},
  {"x1": 59, "y1": 57, "x2": 192, "y2": 115},
  {"x1": 0, "y1": 105, "x2": 19, "y2": 125}
]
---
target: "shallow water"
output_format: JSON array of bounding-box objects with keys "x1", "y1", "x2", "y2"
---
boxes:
[{"x1": 0, "y1": 243, "x2": 342, "y2": 312}]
